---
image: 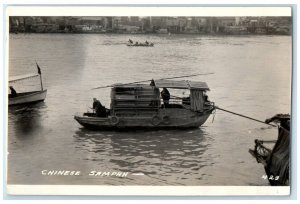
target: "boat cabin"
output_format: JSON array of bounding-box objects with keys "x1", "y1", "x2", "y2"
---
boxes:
[
  {"x1": 110, "y1": 79, "x2": 210, "y2": 117},
  {"x1": 75, "y1": 79, "x2": 214, "y2": 129}
]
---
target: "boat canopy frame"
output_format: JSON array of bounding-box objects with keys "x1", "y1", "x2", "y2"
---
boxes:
[
  {"x1": 152, "y1": 79, "x2": 210, "y2": 112},
  {"x1": 153, "y1": 79, "x2": 210, "y2": 91},
  {"x1": 9, "y1": 73, "x2": 39, "y2": 83}
]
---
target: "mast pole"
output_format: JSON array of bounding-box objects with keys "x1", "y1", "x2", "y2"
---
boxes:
[
  {"x1": 36, "y1": 61, "x2": 43, "y2": 91},
  {"x1": 40, "y1": 73, "x2": 43, "y2": 91}
]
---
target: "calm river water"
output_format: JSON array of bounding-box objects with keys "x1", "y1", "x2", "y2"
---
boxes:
[{"x1": 7, "y1": 34, "x2": 291, "y2": 186}]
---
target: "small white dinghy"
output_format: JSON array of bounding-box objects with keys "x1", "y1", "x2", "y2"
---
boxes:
[{"x1": 9, "y1": 63, "x2": 47, "y2": 106}]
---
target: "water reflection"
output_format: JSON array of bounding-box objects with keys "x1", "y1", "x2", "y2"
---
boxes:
[
  {"x1": 73, "y1": 128, "x2": 212, "y2": 184},
  {"x1": 8, "y1": 102, "x2": 47, "y2": 138}
]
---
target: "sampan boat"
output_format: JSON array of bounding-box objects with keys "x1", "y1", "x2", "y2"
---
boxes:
[{"x1": 74, "y1": 79, "x2": 215, "y2": 130}]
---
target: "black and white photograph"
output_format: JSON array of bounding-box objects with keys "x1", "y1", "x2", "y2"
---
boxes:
[{"x1": 5, "y1": 6, "x2": 292, "y2": 196}]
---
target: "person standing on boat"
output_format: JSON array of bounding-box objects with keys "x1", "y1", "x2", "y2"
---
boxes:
[
  {"x1": 93, "y1": 98, "x2": 106, "y2": 117},
  {"x1": 150, "y1": 79, "x2": 155, "y2": 86},
  {"x1": 9, "y1": 86, "x2": 17, "y2": 98},
  {"x1": 161, "y1": 88, "x2": 170, "y2": 107}
]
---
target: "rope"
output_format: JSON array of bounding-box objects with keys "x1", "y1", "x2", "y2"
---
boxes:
[
  {"x1": 215, "y1": 106, "x2": 278, "y2": 127},
  {"x1": 212, "y1": 108, "x2": 216, "y2": 123}
]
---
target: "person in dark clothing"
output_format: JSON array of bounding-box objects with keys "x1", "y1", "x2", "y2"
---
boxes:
[
  {"x1": 161, "y1": 88, "x2": 170, "y2": 107},
  {"x1": 203, "y1": 92, "x2": 209, "y2": 102},
  {"x1": 93, "y1": 98, "x2": 107, "y2": 117},
  {"x1": 9, "y1": 86, "x2": 17, "y2": 98},
  {"x1": 128, "y1": 39, "x2": 133, "y2": 44},
  {"x1": 150, "y1": 79, "x2": 155, "y2": 86}
]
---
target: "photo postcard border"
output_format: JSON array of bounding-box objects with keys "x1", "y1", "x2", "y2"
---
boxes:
[{"x1": 2, "y1": 4, "x2": 297, "y2": 198}]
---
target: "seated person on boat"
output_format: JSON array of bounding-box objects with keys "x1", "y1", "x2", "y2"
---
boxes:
[
  {"x1": 93, "y1": 98, "x2": 107, "y2": 117},
  {"x1": 9, "y1": 86, "x2": 17, "y2": 98}
]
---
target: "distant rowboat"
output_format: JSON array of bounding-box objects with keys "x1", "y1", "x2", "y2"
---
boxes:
[{"x1": 127, "y1": 42, "x2": 154, "y2": 47}]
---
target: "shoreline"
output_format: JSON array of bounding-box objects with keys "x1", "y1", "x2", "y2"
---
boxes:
[{"x1": 9, "y1": 32, "x2": 291, "y2": 36}]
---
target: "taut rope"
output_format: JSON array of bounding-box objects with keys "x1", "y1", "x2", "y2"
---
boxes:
[{"x1": 215, "y1": 106, "x2": 278, "y2": 127}]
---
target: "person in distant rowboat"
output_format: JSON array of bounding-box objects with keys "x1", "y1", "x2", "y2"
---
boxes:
[
  {"x1": 9, "y1": 86, "x2": 17, "y2": 98},
  {"x1": 92, "y1": 98, "x2": 107, "y2": 117},
  {"x1": 161, "y1": 88, "x2": 170, "y2": 107},
  {"x1": 145, "y1": 40, "x2": 149, "y2": 45},
  {"x1": 128, "y1": 39, "x2": 133, "y2": 44}
]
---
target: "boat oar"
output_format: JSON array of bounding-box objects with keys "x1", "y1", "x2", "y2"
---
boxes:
[
  {"x1": 91, "y1": 72, "x2": 214, "y2": 90},
  {"x1": 215, "y1": 106, "x2": 278, "y2": 127}
]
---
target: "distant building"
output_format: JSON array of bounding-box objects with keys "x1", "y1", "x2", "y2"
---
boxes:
[
  {"x1": 166, "y1": 17, "x2": 181, "y2": 33},
  {"x1": 196, "y1": 17, "x2": 209, "y2": 33},
  {"x1": 8, "y1": 16, "x2": 291, "y2": 35},
  {"x1": 112, "y1": 17, "x2": 121, "y2": 30},
  {"x1": 206, "y1": 17, "x2": 219, "y2": 33},
  {"x1": 129, "y1": 16, "x2": 140, "y2": 25},
  {"x1": 118, "y1": 25, "x2": 140, "y2": 33},
  {"x1": 217, "y1": 17, "x2": 237, "y2": 27},
  {"x1": 31, "y1": 24, "x2": 59, "y2": 33},
  {"x1": 120, "y1": 16, "x2": 130, "y2": 25},
  {"x1": 105, "y1": 17, "x2": 113, "y2": 30},
  {"x1": 151, "y1": 17, "x2": 166, "y2": 31},
  {"x1": 141, "y1": 17, "x2": 151, "y2": 31}
]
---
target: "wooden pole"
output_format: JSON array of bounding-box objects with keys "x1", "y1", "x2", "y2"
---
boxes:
[
  {"x1": 36, "y1": 61, "x2": 43, "y2": 91},
  {"x1": 92, "y1": 72, "x2": 214, "y2": 90},
  {"x1": 40, "y1": 74, "x2": 43, "y2": 91}
]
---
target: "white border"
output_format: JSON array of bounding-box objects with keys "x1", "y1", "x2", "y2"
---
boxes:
[
  {"x1": 7, "y1": 185, "x2": 290, "y2": 196},
  {"x1": 7, "y1": 6, "x2": 291, "y2": 16},
  {"x1": 4, "y1": 5, "x2": 294, "y2": 197}
]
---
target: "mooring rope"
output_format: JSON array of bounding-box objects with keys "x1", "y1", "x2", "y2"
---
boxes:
[
  {"x1": 212, "y1": 108, "x2": 216, "y2": 123},
  {"x1": 215, "y1": 106, "x2": 278, "y2": 127}
]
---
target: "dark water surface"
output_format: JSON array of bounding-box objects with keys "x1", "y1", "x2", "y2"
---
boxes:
[{"x1": 7, "y1": 34, "x2": 291, "y2": 185}]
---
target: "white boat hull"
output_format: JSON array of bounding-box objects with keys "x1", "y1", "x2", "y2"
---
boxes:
[{"x1": 9, "y1": 90, "x2": 47, "y2": 106}]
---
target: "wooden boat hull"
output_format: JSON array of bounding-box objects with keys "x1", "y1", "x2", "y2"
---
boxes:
[
  {"x1": 127, "y1": 43, "x2": 154, "y2": 47},
  {"x1": 8, "y1": 90, "x2": 47, "y2": 106},
  {"x1": 249, "y1": 114, "x2": 290, "y2": 186},
  {"x1": 74, "y1": 107, "x2": 214, "y2": 130}
]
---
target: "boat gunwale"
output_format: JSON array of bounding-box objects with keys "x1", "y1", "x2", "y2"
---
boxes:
[
  {"x1": 74, "y1": 105, "x2": 214, "y2": 120},
  {"x1": 9, "y1": 89, "x2": 47, "y2": 100}
]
